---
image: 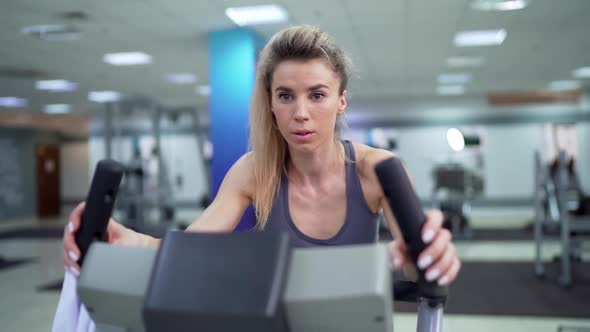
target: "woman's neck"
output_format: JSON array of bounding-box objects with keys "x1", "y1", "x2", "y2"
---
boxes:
[{"x1": 287, "y1": 140, "x2": 344, "y2": 186}]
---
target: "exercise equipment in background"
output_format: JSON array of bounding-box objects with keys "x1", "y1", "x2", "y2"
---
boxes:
[
  {"x1": 431, "y1": 162, "x2": 484, "y2": 239},
  {"x1": 534, "y1": 150, "x2": 590, "y2": 288}
]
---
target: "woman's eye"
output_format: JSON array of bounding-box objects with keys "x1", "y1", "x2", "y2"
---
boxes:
[
  {"x1": 279, "y1": 94, "x2": 293, "y2": 102},
  {"x1": 312, "y1": 93, "x2": 325, "y2": 101}
]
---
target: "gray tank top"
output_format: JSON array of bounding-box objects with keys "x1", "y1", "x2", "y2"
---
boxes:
[{"x1": 264, "y1": 140, "x2": 380, "y2": 248}]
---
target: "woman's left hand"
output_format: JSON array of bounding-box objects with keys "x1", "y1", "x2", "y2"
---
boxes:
[{"x1": 388, "y1": 209, "x2": 461, "y2": 286}]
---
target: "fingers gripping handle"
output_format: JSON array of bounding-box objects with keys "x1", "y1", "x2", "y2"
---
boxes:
[
  {"x1": 374, "y1": 157, "x2": 447, "y2": 301},
  {"x1": 74, "y1": 159, "x2": 124, "y2": 266}
]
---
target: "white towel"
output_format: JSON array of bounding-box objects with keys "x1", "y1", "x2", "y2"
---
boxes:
[{"x1": 52, "y1": 270, "x2": 96, "y2": 332}]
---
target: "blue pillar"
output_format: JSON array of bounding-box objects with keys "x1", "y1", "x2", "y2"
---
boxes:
[{"x1": 209, "y1": 28, "x2": 257, "y2": 231}]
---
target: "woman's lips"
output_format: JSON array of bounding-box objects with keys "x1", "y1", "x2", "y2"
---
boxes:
[{"x1": 292, "y1": 130, "x2": 314, "y2": 141}]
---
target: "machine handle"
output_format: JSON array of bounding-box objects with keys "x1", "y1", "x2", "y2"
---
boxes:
[
  {"x1": 375, "y1": 157, "x2": 448, "y2": 302},
  {"x1": 75, "y1": 159, "x2": 124, "y2": 266}
]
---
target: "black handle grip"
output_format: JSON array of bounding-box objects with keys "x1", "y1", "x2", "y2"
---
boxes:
[
  {"x1": 375, "y1": 157, "x2": 448, "y2": 302},
  {"x1": 75, "y1": 159, "x2": 124, "y2": 266}
]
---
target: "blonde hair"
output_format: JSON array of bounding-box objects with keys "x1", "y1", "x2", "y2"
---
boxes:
[{"x1": 249, "y1": 25, "x2": 352, "y2": 229}]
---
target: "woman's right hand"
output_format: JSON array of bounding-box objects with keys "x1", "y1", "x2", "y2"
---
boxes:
[{"x1": 62, "y1": 202, "x2": 152, "y2": 276}]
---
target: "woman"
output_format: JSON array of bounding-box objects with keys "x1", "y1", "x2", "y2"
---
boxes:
[{"x1": 63, "y1": 25, "x2": 460, "y2": 286}]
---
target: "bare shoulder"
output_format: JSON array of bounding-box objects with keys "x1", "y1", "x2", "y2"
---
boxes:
[
  {"x1": 225, "y1": 151, "x2": 256, "y2": 197},
  {"x1": 234, "y1": 150, "x2": 255, "y2": 169},
  {"x1": 350, "y1": 143, "x2": 397, "y2": 211},
  {"x1": 352, "y1": 143, "x2": 397, "y2": 176}
]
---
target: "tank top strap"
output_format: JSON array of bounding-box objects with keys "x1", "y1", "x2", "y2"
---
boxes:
[{"x1": 342, "y1": 140, "x2": 376, "y2": 215}]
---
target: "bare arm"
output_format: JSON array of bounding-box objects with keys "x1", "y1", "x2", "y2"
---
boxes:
[
  {"x1": 63, "y1": 152, "x2": 256, "y2": 272},
  {"x1": 148, "y1": 152, "x2": 255, "y2": 246},
  {"x1": 186, "y1": 153, "x2": 255, "y2": 232},
  {"x1": 361, "y1": 148, "x2": 415, "y2": 276},
  {"x1": 361, "y1": 147, "x2": 406, "y2": 240}
]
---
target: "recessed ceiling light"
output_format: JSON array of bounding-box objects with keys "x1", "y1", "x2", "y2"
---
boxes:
[
  {"x1": 447, "y1": 56, "x2": 484, "y2": 68},
  {"x1": 36, "y1": 79, "x2": 78, "y2": 92},
  {"x1": 573, "y1": 67, "x2": 590, "y2": 79},
  {"x1": 103, "y1": 52, "x2": 152, "y2": 66},
  {"x1": 438, "y1": 73, "x2": 472, "y2": 84},
  {"x1": 44, "y1": 104, "x2": 71, "y2": 114},
  {"x1": 471, "y1": 0, "x2": 527, "y2": 11},
  {"x1": 196, "y1": 85, "x2": 211, "y2": 96},
  {"x1": 437, "y1": 85, "x2": 465, "y2": 96},
  {"x1": 0, "y1": 97, "x2": 27, "y2": 107},
  {"x1": 548, "y1": 80, "x2": 581, "y2": 91},
  {"x1": 165, "y1": 73, "x2": 197, "y2": 85},
  {"x1": 226, "y1": 5, "x2": 288, "y2": 26},
  {"x1": 454, "y1": 29, "x2": 507, "y2": 47},
  {"x1": 89, "y1": 91, "x2": 121, "y2": 103}
]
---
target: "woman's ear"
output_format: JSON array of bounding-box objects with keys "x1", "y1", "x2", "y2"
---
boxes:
[{"x1": 339, "y1": 90, "x2": 348, "y2": 114}]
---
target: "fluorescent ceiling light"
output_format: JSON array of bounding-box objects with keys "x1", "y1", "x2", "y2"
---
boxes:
[
  {"x1": 226, "y1": 5, "x2": 288, "y2": 26},
  {"x1": 437, "y1": 85, "x2": 465, "y2": 96},
  {"x1": 22, "y1": 24, "x2": 81, "y2": 41},
  {"x1": 471, "y1": 0, "x2": 527, "y2": 11},
  {"x1": 44, "y1": 104, "x2": 71, "y2": 114},
  {"x1": 36, "y1": 79, "x2": 78, "y2": 92},
  {"x1": 0, "y1": 97, "x2": 27, "y2": 107},
  {"x1": 447, "y1": 56, "x2": 484, "y2": 68},
  {"x1": 89, "y1": 91, "x2": 121, "y2": 103},
  {"x1": 165, "y1": 73, "x2": 197, "y2": 85},
  {"x1": 438, "y1": 73, "x2": 472, "y2": 84},
  {"x1": 447, "y1": 128, "x2": 465, "y2": 152},
  {"x1": 23, "y1": 24, "x2": 67, "y2": 34},
  {"x1": 454, "y1": 29, "x2": 507, "y2": 47},
  {"x1": 196, "y1": 85, "x2": 211, "y2": 96},
  {"x1": 103, "y1": 52, "x2": 152, "y2": 66},
  {"x1": 548, "y1": 80, "x2": 581, "y2": 91},
  {"x1": 573, "y1": 67, "x2": 590, "y2": 78}
]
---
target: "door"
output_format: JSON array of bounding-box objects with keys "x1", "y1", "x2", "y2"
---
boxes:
[{"x1": 36, "y1": 144, "x2": 61, "y2": 218}]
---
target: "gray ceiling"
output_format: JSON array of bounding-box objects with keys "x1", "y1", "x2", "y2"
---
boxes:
[{"x1": 1, "y1": 0, "x2": 589, "y2": 115}]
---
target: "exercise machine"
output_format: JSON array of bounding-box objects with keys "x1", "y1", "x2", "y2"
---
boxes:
[
  {"x1": 534, "y1": 150, "x2": 590, "y2": 287},
  {"x1": 431, "y1": 162, "x2": 484, "y2": 239},
  {"x1": 77, "y1": 156, "x2": 448, "y2": 331}
]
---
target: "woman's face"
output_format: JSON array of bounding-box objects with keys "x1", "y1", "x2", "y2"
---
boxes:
[{"x1": 270, "y1": 58, "x2": 347, "y2": 153}]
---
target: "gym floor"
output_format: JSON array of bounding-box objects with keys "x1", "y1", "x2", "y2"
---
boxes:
[{"x1": 1, "y1": 211, "x2": 589, "y2": 332}]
